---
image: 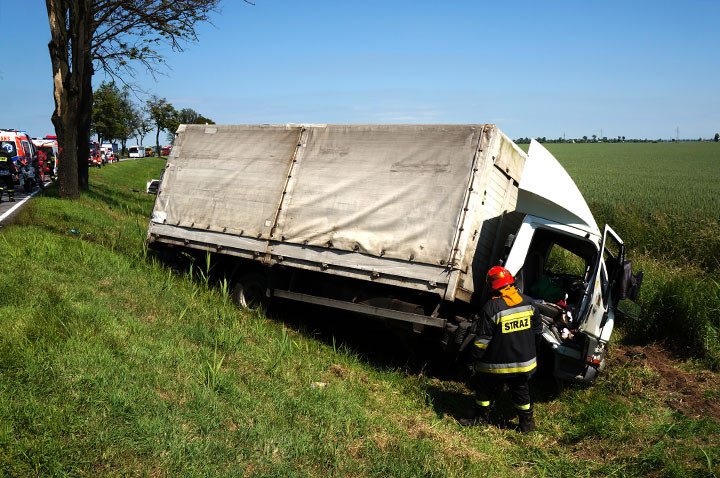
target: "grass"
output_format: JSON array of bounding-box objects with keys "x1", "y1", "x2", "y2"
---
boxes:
[
  {"x1": 526, "y1": 142, "x2": 720, "y2": 271},
  {"x1": 0, "y1": 155, "x2": 719, "y2": 476},
  {"x1": 528, "y1": 142, "x2": 720, "y2": 364}
]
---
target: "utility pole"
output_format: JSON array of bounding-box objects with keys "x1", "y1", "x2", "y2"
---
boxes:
[{"x1": 676, "y1": 126, "x2": 680, "y2": 142}]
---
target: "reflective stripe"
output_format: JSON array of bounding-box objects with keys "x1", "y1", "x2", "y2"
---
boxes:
[
  {"x1": 476, "y1": 400, "x2": 491, "y2": 407},
  {"x1": 474, "y1": 342, "x2": 488, "y2": 350},
  {"x1": 500, "y1": 310, "x2": 533, "y2": 323},
  {"x1": 476, "y1": 358, "x2": 537, "y2": 374},
  {"x1": 514, "y1": 402, "x2": 531, "y2": 411},
  {"x1": 492, "y1": 304, "x2": 533, "y2": 324}
]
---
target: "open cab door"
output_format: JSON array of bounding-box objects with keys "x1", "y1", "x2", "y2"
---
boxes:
[
  {"x1": 578, "y1": 224, "x2": 624, "y2": 340},
  {"x1": 578, "y1": 224, "x2": 643, "y2": 333},
  {"x1": 566, "y1": 224, "x2": 642, "y2": 382}
]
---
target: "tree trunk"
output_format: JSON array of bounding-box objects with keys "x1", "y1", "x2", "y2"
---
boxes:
[
  {"x1": 47, "y1": 0, "x2": 79, "y2": 198},
  {"x1": 155, "y1": 128, "x2": 161, "y2": 157},
  {"x1": 46, "y1": 0, "x2": 93, "y2": 198},
  {"x1": 76, "y1": 12, "x2": 93, "y2": 189},
  {"x1": 52, "y1": 102, "x2": 79, "y2": 199}
]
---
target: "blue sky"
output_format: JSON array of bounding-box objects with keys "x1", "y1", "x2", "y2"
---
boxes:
[{"x1": 1, "y1": 0, "x2": 719, "y2": 141}]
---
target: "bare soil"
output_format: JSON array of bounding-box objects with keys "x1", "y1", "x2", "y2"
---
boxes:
[{"x1": 612, "y1": 344, "x2": 720, "y2": 420}]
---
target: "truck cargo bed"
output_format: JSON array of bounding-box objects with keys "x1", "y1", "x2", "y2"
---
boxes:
[{"x1": 148, "y1": 124, "x2": 526, "y2": 303}]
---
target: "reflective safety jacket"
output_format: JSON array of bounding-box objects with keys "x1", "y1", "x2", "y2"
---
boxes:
[
  {"x1": 472, "y1": 287, "x2": 542, "y2": 377},
  {"x1": 0, "y1": 148, "x2": 17, "y2": 174}
]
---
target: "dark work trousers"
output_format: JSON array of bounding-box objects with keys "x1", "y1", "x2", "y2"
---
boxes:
[
  {"x1": 474, "y1": 374, "x2": 531, "y2": 410},
  {"x1": 0, "y1": 174, "x2": 14, "y2": 200}
]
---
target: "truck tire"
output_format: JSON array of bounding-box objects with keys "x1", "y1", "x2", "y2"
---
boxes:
[{"x1": 232, "y1": 272, "x2": 268, "y2": 311}]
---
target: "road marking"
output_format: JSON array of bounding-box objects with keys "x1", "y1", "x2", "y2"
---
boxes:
[{"x1": 0, "y1": 187, "x2": 42, "y2": 223}]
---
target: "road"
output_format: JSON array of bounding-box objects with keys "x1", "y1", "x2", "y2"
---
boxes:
[
  {"x1": 0, "y1": 156, "x2": 150, "y2": 229},
  {"x1": 0, "y1": 184, "x2": 45, "y2": 229}
]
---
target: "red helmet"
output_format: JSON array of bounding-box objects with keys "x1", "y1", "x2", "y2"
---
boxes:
[{"x1": 486, "y1": 266, "x2": 515, "y2": 290}]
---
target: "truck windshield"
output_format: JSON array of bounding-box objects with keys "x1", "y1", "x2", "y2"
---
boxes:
[{"x1": 519, "y1": 228, "x2": 596, "y2": 312}]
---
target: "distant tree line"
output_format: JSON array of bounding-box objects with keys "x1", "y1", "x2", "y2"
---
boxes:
[
  {"x1": 515, "y1": 134, "x2": 720, "y2": 144},
  {"x1": 91, "y1": 81, "x2": 214, "y2": 157}
]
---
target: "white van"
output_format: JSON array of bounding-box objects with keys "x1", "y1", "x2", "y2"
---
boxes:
[{"x1": 128, "y1": 146, "x2": 145, "y2": 158}]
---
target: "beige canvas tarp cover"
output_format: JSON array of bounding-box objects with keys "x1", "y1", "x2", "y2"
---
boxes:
[{"x1": 153, "y1": 124, "x2": 486, "y2": 266}]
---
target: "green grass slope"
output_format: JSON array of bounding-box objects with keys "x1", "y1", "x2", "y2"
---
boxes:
[{"x1": 0, "y1": 158, "x2": 718, "y2": 476}]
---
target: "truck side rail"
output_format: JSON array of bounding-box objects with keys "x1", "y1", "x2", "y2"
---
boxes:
[
  {"x1": 272, "y1": 289, "x2": 447, "y2": 328},
  {"x1": 148, "y1": 223, "x2": 451, "y2": 296}
]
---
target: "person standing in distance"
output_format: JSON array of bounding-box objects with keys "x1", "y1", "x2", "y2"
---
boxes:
[
  {"x1": 0, "y1": 141, "x2": 18, "y2": 203},
  {"x1": 461, "y1": 266, "x2": 543, "y2": 433}
]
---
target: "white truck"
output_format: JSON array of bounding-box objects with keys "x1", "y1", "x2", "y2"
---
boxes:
[
  {"x1": 128, "y1": 146, "x2": 145, "y2": 158},
  {"x1": 146, "y1": 124, "x2": 641, "y2": 383}
]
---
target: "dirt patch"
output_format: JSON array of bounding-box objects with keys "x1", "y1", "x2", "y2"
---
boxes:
[
  {"x1": 329, "y1": 364, "x2": 350, "y2": 378},
  {"x1": 329, "y1": 363, "x2": 369, "y2": 383},
  {"x1": 612, "y1": 344, "x2": 720, "y2": 419}
]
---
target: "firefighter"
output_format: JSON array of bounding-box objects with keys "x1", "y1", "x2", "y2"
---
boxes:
[
  {"x1": 461, "y1": 266, "x2": 543, "y2": 433},
  {"x1": 44, "y1": 149, "x2": 57, "y2": 181},
  {"x1": 0, "y1": 141, "x2": 17, "y2": 202},
  {"x1": 48, "y1": 153, "x2": 57, "y2": 181}
]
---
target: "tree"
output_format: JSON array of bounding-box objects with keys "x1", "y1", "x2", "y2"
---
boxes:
[
  {"x1": 582, "y1": 135, "x2": 587, "y2": 142},
  {"x1": 45, "y1": 0, "x2": 222, "y2": 198},
  {"x1": 714, "y1": 133, "x2": 719, "y2": 142},
  {"x1": 91, "y1": 81, "x2": 124, "y2": 145},
  {"x1": 165, "y1": 107, "x2": 215, "y2": 143},
  {"x1": 117, "y1": 87, "x2": 137, "y2": 155},
  {"x1": 591, "y1": 134, "x2": 597, "y2": 142},
  {"x1": 146, "y1": 96, "x2": 177, "y2": 157},
  {"x1": 135, "y1": 113, "x2": 153, "y2": 147}
]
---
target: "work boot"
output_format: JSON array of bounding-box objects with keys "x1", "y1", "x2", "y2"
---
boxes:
[
  {"x1": 518, "y1": 409, "x2": 536, "y2": 434},
  {"x1": 459, "y1": 406, "x2": 491, "y2": 427}
]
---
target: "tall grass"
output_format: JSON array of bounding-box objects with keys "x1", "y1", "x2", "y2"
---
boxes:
[{"x1": 627, "y1": 255, "x2": 720, "y2": 364}]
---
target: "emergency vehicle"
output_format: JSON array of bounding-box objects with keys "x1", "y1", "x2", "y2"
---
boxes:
[
  {"x1": 0, "y1": 129, "x2": 35, "y2": 164},
  {"x1": 32, "y1": 138, "x2": 59, "y2": 179},
  {"x1": 89, "y1": 141, "x2": 101, "y2": 167},
  {"x1": 0, "y1": 129, "x2": 45, "y2": 180}
]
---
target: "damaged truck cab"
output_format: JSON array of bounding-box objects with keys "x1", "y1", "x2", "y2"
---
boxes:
[
  {"x1": 147, "y1": 124, "x2": 641, "y2": 385},
  {"x1": 502, "y1": 140, "x2": 636, "y2": 383}
]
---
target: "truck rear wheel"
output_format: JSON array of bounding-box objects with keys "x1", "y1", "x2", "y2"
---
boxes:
[{"x1": 232, "y1": 272, "x2": 268, "y2": 311}]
